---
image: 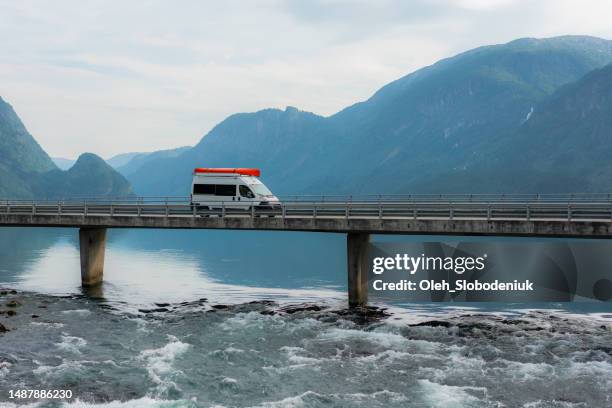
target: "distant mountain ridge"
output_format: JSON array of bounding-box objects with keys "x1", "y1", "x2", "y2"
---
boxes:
[
  {"x1": 0, "y1": 97, "x2": 132, "y2": 198},
  {"x1": 113, "y1": 146, "x2": 191, "y2": 177},
  {"x1": 52, "y1": 157, "x2": 75, "y2": 170},
  {"x1": 123, "y1": 35, "x2": 612, "y2": 196}
]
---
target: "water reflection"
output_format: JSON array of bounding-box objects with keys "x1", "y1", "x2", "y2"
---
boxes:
[{"x1": 0, "y1": 228, "x2": 347, "y2": 307}]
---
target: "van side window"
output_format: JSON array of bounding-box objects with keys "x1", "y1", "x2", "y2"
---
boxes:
[
  {"x1": 215, "y1": 184, "x2": 236, "y2": 196},
  {"x1": 239, "y1": 185, "x2": 255, "y2": 198},
  {"x1": 193, "y1": 184, "x2": 215, "y2": 195}
]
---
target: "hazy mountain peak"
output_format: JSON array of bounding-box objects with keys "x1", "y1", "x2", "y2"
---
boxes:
[
  {"x1": 0, "y1": 97, "x2": 133, "y2": 198},
  {"x1": 0, "y1": 96, "x2": 57, "y2": 175},
  {"x1": 71, "y1": 152, "x2": 108, "y2": 168}
]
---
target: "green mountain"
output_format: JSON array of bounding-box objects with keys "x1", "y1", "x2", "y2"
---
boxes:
[
  {"x1": 127, "y1": 107, "x2": 326, "y2": 195},
  {"x1": 0, "y1": 97, "x2": 57, "y2": 197},
  {"x1": 123, "y1": 36, "x2": 612, "y2": 196},
  {"x1": 0, "y1": 97, "x2": 132, "y2": 198},
  {"x1": 439, "y1": 61, "x2": 612, "y2": 193}
]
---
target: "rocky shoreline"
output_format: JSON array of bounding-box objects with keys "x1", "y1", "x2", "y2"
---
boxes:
[{"x1": 0, "y1": 288, "x2": 394, "y2": 337}]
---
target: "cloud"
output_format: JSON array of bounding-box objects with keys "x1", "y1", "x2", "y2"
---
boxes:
[{"x1": 0, "y1": 0, "x2": 610, "y2": 158}]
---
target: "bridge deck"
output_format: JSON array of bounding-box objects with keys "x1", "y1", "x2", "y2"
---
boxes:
[{"x1": 1, "y1": 197, "x2": 612, "y2": 237}]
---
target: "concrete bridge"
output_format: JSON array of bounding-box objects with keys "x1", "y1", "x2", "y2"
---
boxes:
[{"x1": 3, "y1": 194, "x2": 612, "y2": 307}]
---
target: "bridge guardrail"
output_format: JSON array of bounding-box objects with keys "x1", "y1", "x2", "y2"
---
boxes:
[
  {"x1": 4, "y1": 193, "x2": 612, "y2": 205},
  {"x1": 2, "y1": 197, "x2": 612, "y2": 223}
]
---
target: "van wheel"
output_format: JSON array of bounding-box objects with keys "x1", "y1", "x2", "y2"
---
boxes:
[{"x1": 199, "y1": 206, "x2": 210, "y2": 217}]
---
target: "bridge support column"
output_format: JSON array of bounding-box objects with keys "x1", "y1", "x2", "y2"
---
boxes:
[
  {"x1": 79, "y1": 227, "x2": 107, "y2": 287},
  {"x1": 347, "y1": 232, "x2": 370, "y2": 308}
]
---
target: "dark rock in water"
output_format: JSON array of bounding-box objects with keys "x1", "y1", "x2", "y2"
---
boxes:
[
  {"x1": 211, "y1": 304, "x2": 229, "y2": 310},
  {"x1": 333, "y1": 306, "x2": 391, "y2": 324},
  {"x1": 6, "y1": 300, "x2": 20, "y2": 308},
  {"x1": 154, "y1": 303, "x2": 170, "y2": 307},
  {"x1": 279, "y1": 304, "x2": 324, "y2": 314},
  {"x1": 0, "y1": 291, "x2": 7, "y2": 296},
  {"x1": 38, "y1": 305, "x2": 47, "y2": 308},
  {"x1": 31, "y1": 314, "x2": 39, "y2": 318},
  {"x1": 248, "y1": 300, "x2": 276, "y2": 306},
  {"x1": 457, "y1": 321, "x2": 495, "y2": 331},
  {"x1": 9, "y1": 290, "x2": 17, "y2": 294},
  {"x1": 259, "y1": 310, "x2": 275, "y2": 315},
  {"x1": 501, "y1": 319, "x2": 530, "y2": 325},
  {"x1": 0, "y1": 323, "x2": 8, "y2": 332},
  {"x1": 410, "y1": 320, "x2": 452, "y2": 328},
  {"x1": 138, "y1": 308, "x2": 169, "y2": 313},
  {"x1": 595, "y1": 346, "x2": 612, "y2": 355},
  {"x1": 6, "y1": 310, "x2": 16, "y2": 317},
  {"x1": 198, "y1": 298, "x2": 208, "y2": 303}
]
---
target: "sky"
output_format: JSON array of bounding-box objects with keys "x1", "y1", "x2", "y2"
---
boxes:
[{"x1": 1, "y1": 0, "x2": 612, "y2": 159}]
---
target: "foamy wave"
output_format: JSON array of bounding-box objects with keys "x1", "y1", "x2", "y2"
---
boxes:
[
  {"x1": 138, "y1": 335, "x2": 190, "y2": 396},
  {"x1": 317, "y1": 327, "x2": 410, "y2": 349},
  {"x1": 221, "y1": 377, "x2": 238, "y2": 385},
  {"x1": 30, "y1": 321, "x2": 65, "y2": 328},
  {"x1": 0, "y1": 361, "x2": 11, "y2": 378},
  {"x1": 245, "y1": 389, "x2": 408, "y2": 407},
  {"x1": 418, "y1": 379, "x2": 486, "y2": 407},
  {"x1": 218, "y1": 312, "x2": 321, "y2": 335},
  {"x1": 1, "y1": 397, "x2": 200, "y2": 407},
  {"x1": 523, "y1": 400, "x2": 590, "y2": 408},
  {"x1": 56, "y1": 334, "x2": 88, "y2": 354},
  {"x1": 61, "y1": 309, "x2": 92, "y2": 316},
  {"x1": 33, "y1": 359, "x2": 84, "y2": 378}
]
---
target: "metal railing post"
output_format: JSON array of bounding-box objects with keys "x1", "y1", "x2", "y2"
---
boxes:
[
  {"x1": 487, "y1": 205, "x2": 491, "y2": 221},
  {"x1": 567, "y1": 205, "x2": 571, "y2": 222},
  {"x1": 251, "y1": 204, "x2": 255, "y2": 219},
  {"x1": 526, "y1": 205, "x2": 530, "y2": 221},
  {"x1": 84, "y1": 202, "x2": 88, "y2": 216},
  {"x1": 379, "y1": 203, "x2": 383, "y2": 219},
  {"x1": 282, "y1": 203, "x2": 286, "y2": 219},
  {"x1": 222, "y1": 201, "x2": 226, "y2": 218}
]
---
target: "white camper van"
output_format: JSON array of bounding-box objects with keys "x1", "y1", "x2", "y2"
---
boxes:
[{"x1": 190, "y1": 168, "x2": 280, "y2": 210}]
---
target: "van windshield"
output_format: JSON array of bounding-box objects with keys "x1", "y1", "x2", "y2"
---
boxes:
[{"x1": 249, "y1": 183, "x2": 273, "y2": 196}]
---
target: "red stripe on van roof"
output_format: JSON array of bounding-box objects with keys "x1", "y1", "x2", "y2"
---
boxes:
[{"x1": 193, "y1": 168, "x2": 261, "y2": 177}]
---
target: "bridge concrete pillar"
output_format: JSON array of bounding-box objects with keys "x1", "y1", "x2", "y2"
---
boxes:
[
  {"x1": 347, "y1": 232, "x2": 370, "y2": 308},
  {"x1": 79, "y1": 227, "x2": 107, "y2": 287}
]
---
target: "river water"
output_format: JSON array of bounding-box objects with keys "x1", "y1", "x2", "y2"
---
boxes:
[{"x1": 0, "y1": 228, "x2": 611, "y2": 407}]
